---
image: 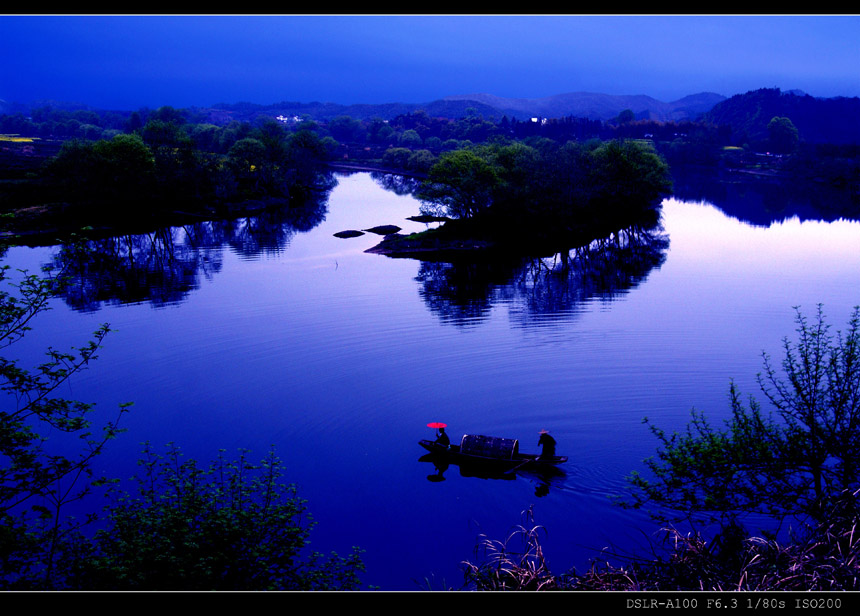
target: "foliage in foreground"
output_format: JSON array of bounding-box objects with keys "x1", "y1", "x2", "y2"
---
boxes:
[
  {"x1": 462, "y1": 507, "x2": 565, "y2": 591},
  {"x1": 0, "y1": 247, "x2": 131, "y2": 589},
  {"x1": 626, "y1": 305, "x2": 860, "y2": 533},
  {"x1": 463, "y1": 500, "x2": 860, "y2": 591},
  {"x1": 57, "y1": 444, "x2": 365, "y2": 590}
]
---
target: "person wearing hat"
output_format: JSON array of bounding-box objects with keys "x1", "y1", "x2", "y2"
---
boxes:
[{"x1": 538, "y1": 429, "x2": 556, "y2": 460}]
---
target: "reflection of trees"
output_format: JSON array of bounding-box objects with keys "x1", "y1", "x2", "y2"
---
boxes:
[
  {"x1": 48, "y1": 193, "x2": 330, "y2": 312},
  {"x1": 671, "y1": 166, "x2": 859, "y2": 227},
  {"x1": 219, "y1": 198, "x2": 328, "y2": 259},
  {"x1": 416, "y1": 257, "x2": 521, "y2": 326},
  {"x1": 50, "y1": 228, "x2": 220, "y2": 312},
  {"x1": 370, "y1": 172, "x2": 424, "y2": 196},
  {"x1": 415, "y1": 224, "x2": 669, "y2": 328}
]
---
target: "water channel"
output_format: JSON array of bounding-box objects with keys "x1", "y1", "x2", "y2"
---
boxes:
[{"x1": 7, "y1": 170, "x2": 860, "y2": 589}]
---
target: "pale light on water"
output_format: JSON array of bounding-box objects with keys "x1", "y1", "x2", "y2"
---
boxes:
[{"x1": 6, "y1": 172, "x2": 860, "y2": 589}]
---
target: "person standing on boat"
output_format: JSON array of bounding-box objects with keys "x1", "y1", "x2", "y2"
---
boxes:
[
  {"x1": 538, "y1": 430, "x2": 556, "y2": 460},
  {"x1": 435, "y1": 427, "x2": 450, "y2": 449}
]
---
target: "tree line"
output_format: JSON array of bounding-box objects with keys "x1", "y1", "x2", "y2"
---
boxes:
[
  {"x1": 0, "y1": 107, "x2": 341, "y2": 239},
  {"x1": 3, "y1": 97, "x2": 856, "y2": 231},
  {"x1": 43, "y1": 115, "x2": 334, "y2": 209}
]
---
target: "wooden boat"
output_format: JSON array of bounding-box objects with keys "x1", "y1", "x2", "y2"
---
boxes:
[{"x1": 419, "y1": 434, "x2": 567, "y2": 471}]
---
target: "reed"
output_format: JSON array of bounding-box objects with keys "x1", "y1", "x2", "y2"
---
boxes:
[
  {"x1": 462, "y1": 507, "x2": 563, "y2": 591},
  {"x1": 462, "y1": 496, "x2": 860, "y2": 591}
]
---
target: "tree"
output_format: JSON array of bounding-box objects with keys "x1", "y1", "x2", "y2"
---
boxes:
[
  {"x1": 140, "y1": 118, "x2": 206, "y2": 201},
  {"x1": 59, "y1": 444, "x2": 365, "y2": 590},
  {"x1": 46, "y1": 134, "x2": 157, "y2": 207},
  {"x1": 0, "y1": 238, "x2": 130, "y2": 588},
  {"x1": 586, "y1": 140, "x2": 672, "y2": 219},
  {"x1": 227, "y1": 138, "x2": 267, "y2": 184},
  {"x1": 419, "y1": 149, "x2": 501, "y2": 219},
  {"x1": 398, "y1": 129, "x2": 423, "y2": 149},
  {"x1": 491, "y1": 142, "x2": 543, "y2": 203},
  {"x1": 147, "y1": 106, "x2": 186, "y2": 125},
  {"x1": 767, "y1": 116, "x2": 799, "y2": 154},
  {"x1": 91, "y1": 133, "x2": 157, "y2": 200},
  {"x1": 407, "y1": 149, "x2": 436, "y2": 173},
  {"x1": 328, "y1": 115, "x2": 364, "y2": 143},
  {"x1": 626, "y1": 306, "x2": 860, "y2": 534},
  {"x1": 44, "y1": 139, "x2": 102, "y2": 200},
  {"x1": 140, "y1": 118, "x2": 192, "y2": 153},
  {"x1": 615, "y1": 109, "x2": 636, "y2": 125},
  {"x1": 282, "y1": 129, "x2": 331, "y2": 195},
  {"x1": 382, "y1": 147, "x2": 412, "y2": 170}
]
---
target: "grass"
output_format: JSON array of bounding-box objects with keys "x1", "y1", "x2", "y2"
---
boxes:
[{"x1": 462, "y1": 495, "x2": 860, "y2": 591}]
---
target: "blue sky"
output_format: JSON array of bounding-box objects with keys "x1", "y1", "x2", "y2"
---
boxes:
[{"x1": 2, "y1": 15, "x2": 859, "y2": 110}]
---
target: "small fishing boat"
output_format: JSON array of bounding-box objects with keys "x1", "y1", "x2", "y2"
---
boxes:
[{"x1": 419, "y1": 433, "x2": 567, "y2": 472}]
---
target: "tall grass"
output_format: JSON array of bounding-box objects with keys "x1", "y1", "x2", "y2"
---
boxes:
[{"x1": 462, "y1": 495, "x2": 860, "y2": 591}]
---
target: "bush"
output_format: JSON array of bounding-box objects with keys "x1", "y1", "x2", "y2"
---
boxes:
[
  {"x1": 58, "y1": 444, "x2": 365, "y2": 590},
  {"x1": 626, "y1": 306, "x2": 860, "y2": 532}
]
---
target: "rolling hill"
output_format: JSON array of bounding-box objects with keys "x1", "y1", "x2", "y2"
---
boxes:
[
  {"x1": 440, "y1": 91, "x2": 726, "y2": 122},
  {"x1": 210, "y1": 91, "x2": 726, "y2": 124}
]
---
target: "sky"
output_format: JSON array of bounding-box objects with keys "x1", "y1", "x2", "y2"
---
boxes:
[{"x1": 2, "y1": 14, "x2": 859, "y2": 111}]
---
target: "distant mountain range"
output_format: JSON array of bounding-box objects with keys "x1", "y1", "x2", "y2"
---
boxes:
[
  {"x1": 440, "y1": 91, "x2": 727, "y2": 122},
  {"x1": 213, "y1": 91, "x2": 727, "y2": 123}
]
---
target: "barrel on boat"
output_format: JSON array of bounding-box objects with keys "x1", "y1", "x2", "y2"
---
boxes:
[{"x1": 459, "y1": 434, "x2": 519, "y2": 460}]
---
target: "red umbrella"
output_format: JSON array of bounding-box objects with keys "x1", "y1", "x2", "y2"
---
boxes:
[{"x1": 427, "y1": 422, "x2": 447, "y2": 429}]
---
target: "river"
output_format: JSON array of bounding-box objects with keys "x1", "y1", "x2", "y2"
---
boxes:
[{"x1": 6, "y1": 170, "x2": 860, "y2": 590}]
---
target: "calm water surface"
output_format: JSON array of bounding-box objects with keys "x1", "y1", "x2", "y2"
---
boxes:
[{"x1": 8, "y1": 171, "x2": 860, "y2": 589}]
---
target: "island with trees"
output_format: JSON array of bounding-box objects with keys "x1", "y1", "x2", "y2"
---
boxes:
[{"x1": 366, "y1": 137, "x2": 672, "y2": 260}]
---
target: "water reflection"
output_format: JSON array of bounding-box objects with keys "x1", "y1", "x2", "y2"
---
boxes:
[
  {"x1": 369, "y1": 172, "x2": 425, "y2": 196},
  {"x1": 46, "y1": 166, "x2": 847, "y2": 316},
  {"x1": 415, "y1": 224, "x2": 669, "y2": 328},
  {"x1": 671, "y1": 166, "x2": 860, "y2": 227},
  {"x1": 50, "y1": 228, "x2": 222, "y2": 312},
  {"x1": 418, "y1": 452, "x2": 566, "y2": 497},
  {"x1": 48, "y1": 191, "x2": 330, "y2": 312},
  {"x1": 219, "y1": 197, "x2": 328, "y2": 258}
]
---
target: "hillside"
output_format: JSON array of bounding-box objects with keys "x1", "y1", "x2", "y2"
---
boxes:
[
  {"x1": 442, "y1": 91, "x2": 726, "y2": 122},
  {"x1": 703, "y1": 88, "x2": 860, "y2": 145},
  {"x1": 209, "y1": 99, "x2": 504, "y2": 123},
  {"x1": 205, "y1": 91, "x2": 724, "y2": 124}
]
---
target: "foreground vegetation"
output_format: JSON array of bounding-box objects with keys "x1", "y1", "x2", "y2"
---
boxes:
[
  {"x1": 464, "y1": 502, "x2": 860, "y2": 591},
  {"x1": 463, "y1": 306, "x2": 860, "y2": 590}
]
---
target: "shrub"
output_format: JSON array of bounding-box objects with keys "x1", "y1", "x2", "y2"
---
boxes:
[{"x1": 58, "y1": 444, "x2": 365, "y2": 591}]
